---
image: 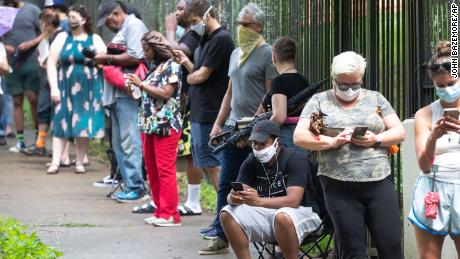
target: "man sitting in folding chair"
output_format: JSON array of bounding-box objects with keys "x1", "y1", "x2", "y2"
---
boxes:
[{"x1": 220, "y1": 120, "x2": 322, "y2": 259}]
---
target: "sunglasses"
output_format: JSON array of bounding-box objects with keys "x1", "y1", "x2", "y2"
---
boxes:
[
  {"x1": 429, "y1": 62, "x2": 451, "y2": 72},
  {"x1": 237, "y1": 21, "x2": 255, "y2": 27},
  {"x1": 335, "y1": 80, "x2": 362, "y2": 91}
]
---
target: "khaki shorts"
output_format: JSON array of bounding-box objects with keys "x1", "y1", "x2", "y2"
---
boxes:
[{"x1": 221, "y1": 204, "x2": 321, "y2": 244}]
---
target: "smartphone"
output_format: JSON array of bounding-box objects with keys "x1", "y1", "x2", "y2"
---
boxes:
[
  {"x1": 352, "y1": 126, "x2": 368, "y2": 139},
  {"x1": 231, "y1": 182, "x2": 244, "y2": 192},
  {"x1": 444, "y1": 108, "x2": 460, "y2": 119}
]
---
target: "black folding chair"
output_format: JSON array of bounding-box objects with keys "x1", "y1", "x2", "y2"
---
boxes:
[{"x1": 252, "y1": 214, "x2": 334, "y2": 259}]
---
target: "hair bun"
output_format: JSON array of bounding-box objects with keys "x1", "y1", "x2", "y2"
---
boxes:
[{"x1": 436, "y1": 41, "x2": 451, "y2": 57}]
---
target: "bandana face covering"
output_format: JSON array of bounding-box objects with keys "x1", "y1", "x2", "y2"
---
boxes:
[{"x1": 237, "y1": 26, "x2": 264, "y2": 67}]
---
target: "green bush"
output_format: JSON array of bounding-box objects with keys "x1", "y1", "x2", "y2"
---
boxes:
[{"x1": 0, "y1": 218, "x2": 63, "y2": 259}]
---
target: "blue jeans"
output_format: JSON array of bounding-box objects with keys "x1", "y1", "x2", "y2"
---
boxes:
[
  {"x1": 0, "y1": 94, "x2": 12, "y2": 136},
  {"x1": 110, "y1": 97, "x2": 144, "y2": 193},
  {"x1": 214, "y1": 144, "x2": 252, "y2": 240}
]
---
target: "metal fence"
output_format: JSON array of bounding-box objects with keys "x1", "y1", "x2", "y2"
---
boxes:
[{"x1": 26, "y1": 0, "x2": 455, "y2": 205}]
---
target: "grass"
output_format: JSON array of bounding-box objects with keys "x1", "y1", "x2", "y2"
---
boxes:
[{"x1": 0, "y1": 217, "x2": 63, "y2": 259}]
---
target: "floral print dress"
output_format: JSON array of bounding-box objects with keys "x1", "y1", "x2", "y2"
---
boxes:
[
  {"x1": 53, "y1": 33, "x2": 104, "y2": 139},
  {"x1": 138, "y1": 59, "x2": 182, "y2": 136}
]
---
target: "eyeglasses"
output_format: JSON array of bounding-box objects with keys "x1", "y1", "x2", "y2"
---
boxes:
[
  {"x1": 429, "y1": 62, "x2": 451, "y2": 73},
  {"x1": 334, "y1": 80, "x2": 362, "y2": 91}
]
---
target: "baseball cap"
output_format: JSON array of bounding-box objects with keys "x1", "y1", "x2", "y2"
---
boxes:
[
  {"x1": 96, "y1": 0, "x2": 119, "y2": 27},
  {"x1": 44, "y1": 0, "x2": 65, "y2": 7},
  {"x1": 248, "y1": 120, "x2": 281, "y2": 142}
]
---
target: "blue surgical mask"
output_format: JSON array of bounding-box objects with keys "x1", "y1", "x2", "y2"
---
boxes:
[
  {"x1": 176, "y1": 26, "x2": 185, "y2": 39},
  {"x1": 435, "y1": 83, "x2": 460, "y2": 103}
]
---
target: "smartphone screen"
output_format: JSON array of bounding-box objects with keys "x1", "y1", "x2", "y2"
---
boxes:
[
  {"x1": 231, "y1": 182, "x2": 244, "y2": 192},
  {"x1": 352, "y1": 126, "x2": 368, "y2": 139}
]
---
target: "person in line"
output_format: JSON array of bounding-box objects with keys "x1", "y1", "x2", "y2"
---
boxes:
[
  {"x1": 0, "y1": 40, "x2": 12, "y2": 145},
  {"x1": 409, "y1": 41, "x2": 460, "y2": 258},
  {"x1": 294, "y1": 51, "x2": 406, "y2": 259},
  {"x1": 163, "y1": 0, "x2": 204, "y2": 217},
  {"x1": 204, "y1": 2, "x2": 277, "y2": 252},
  {"x1": 94, "y1": 0, "x2": 147, "y2": 202},
  {"x1": 44, "y1": 0, "x2": 69, "y2": 31},
  {"x1": 2, "y1": 0, "x2": 42, "y2": 152},
  {"x1": 22, "y1": 9, "x2": 63, "y2": 157},
  {"x1": 262, "y1": 37, "x2": 309, "y2": 153},
  {"x1": 46, "y1": 5, "x2": 106, "y2": 174},
  {"x1": 126, "y1": 31, "x2": 183, "y2": 227},
  {"x1": 173, "y1": 0, "x2": 234, "y2": 228},
  {"x1": 221, "y1": 120, "x2": 321, "y2": 259}
]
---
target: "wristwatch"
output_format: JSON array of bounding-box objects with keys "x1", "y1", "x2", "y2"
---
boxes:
[{"x1": 374, "y1": 137, "x2": 382, "y2": 148}]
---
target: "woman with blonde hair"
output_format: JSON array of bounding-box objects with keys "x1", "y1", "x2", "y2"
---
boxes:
[{"x1": 294, "y1": 51, "x2": 405, "y2": 258}]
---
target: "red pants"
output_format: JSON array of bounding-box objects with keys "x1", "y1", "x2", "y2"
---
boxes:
[{"x1": 143, "y1": 130, "x2": 181, "y2": 223}]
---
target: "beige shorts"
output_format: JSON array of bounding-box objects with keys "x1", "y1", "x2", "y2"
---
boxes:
[{"x1": 221, "y1": 204, "x2": 321, "y2": 244}]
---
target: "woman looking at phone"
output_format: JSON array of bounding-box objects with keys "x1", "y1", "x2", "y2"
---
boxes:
[
  {"x1": 125, "y1": 31, "x2": 183, "y2": 227},
  {"x1": 409, "y1": 41, "x2": 460, "y2": 258},
  {"x1": 293, "y1": 51, "x2": 405, "y2": 258}
]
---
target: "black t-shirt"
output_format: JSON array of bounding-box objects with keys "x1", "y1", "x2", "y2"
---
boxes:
[
  {"x1": 189, "y1": 27, "x2": 234, "y2": 123},
  {"x1": 237, "y1": 147, "x2": 310, "y2": 207},
  {"x1": 262, "y1": 73, "x2": 310, "y2": 116},
  {"x1": 179, "y1": 30, "x2": 200, "y2": 94}
]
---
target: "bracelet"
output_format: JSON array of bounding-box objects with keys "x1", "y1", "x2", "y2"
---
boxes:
[{"x1": 140, "y1": 82, "x2": 146, "y2": 91}]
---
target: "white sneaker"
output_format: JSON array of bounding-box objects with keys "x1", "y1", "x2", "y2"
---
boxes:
[
  {"x1": 9, "y1": 142, "x2": 26, "y2": 153},
  {"x1": 144, "y1": 216, "x2": 158, "y2": 225},
  {"x1": 151, "y1": 216, "x2": 181, "y2": 227}
]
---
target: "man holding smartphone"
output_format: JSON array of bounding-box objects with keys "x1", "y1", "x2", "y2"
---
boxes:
[{"x1": 220, "y1": 120, "x2": 321, "y2": 259}]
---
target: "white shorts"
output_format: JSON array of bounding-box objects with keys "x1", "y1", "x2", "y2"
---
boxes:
[
  {"x1": 221, "y1": 204, "x2": 321, "y2": 244},
  {"x1": 408, "y1": 175, "x2": 460, "y2": 237}
]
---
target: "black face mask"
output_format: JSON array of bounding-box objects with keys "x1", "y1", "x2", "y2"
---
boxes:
[{"x1": 69, "y1": 21, "x2": 81, "y2": 30}]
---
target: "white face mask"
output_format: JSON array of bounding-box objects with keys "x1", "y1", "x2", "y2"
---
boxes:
[
  {"x1": 190, "y1": 6, "x2": 212, "y2": 37},
  {"x1": 252, "y1": 139, "x2": 278, "y2": 163},
  {"x1": 335, "y1": 87, "x2": 361, "y2": 102}
]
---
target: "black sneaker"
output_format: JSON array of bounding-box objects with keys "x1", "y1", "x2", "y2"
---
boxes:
[
  {"x1": 93, "y1": 175, "x2": 119, "y2": 187},
  {"x1": 21, "y1": 146, "x2": 48, "y2": 156}
]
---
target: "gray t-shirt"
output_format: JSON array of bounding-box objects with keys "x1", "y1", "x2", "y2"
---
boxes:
[
  {"x1": 2, "y1": 3, "x2": 41, "y2": 65},
  {"x1": 300, "y1": 89, "x2": 395, "y2": 182},
  {"x1": 226, "y1": 44, "x2": 277, "y2": 126},
  {"x1": 102, "y1": 14, "x2": 148, "y2": 106}
]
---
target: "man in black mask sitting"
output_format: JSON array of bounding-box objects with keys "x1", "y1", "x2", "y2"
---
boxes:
[{"x1": 220, "y1": 120, "x2": 321, "y2": 259}]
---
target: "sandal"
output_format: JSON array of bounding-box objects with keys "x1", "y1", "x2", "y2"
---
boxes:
[
  {"x1": 132, "y1": 202, "x2": 156, "y2": 214},
  {"x1": 178, "y1": 204, "x2": 202, "y2": 216},
  {"x1": 46, "y1": 164, "x2": 59, "y2": 174},
  {"x1": 75, "y1": 164, "x2": 86, "y2": 174},
  {"x1": 46, "y1": 161, "x2": 71, "y2": 167},
  {"x1": 72, "y1": 159, "x2": 90, "y2": 166}
]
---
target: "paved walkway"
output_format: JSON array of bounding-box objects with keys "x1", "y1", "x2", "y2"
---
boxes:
[{"x1": 0, "y1": 141, "x2": 254, "y2": 258}]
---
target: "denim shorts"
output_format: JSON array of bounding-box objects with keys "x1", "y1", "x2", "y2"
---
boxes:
[
  {"x1": 408, "y1": 175, "x2": 460, "y2": 237},
  {"x1": 190, "y1": 122, "x2": 221, "y2": 168}
]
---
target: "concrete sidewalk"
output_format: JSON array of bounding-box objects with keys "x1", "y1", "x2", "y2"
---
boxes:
[{"x1": 0, "y1": 143, "x2": 252, "y2": 259}]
